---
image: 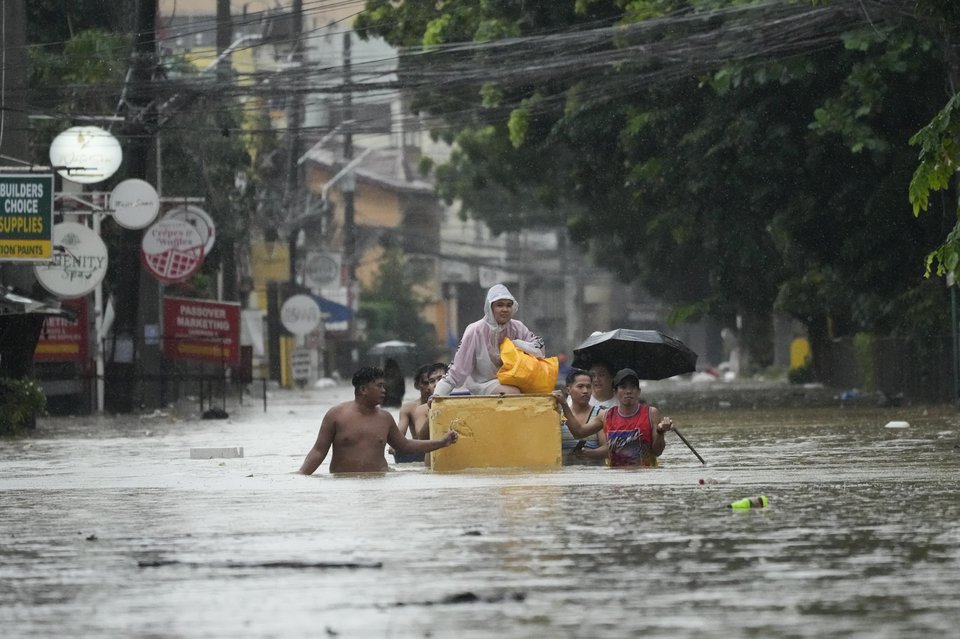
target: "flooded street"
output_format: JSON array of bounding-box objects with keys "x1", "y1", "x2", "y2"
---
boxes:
[{"x1": 2, "y1": 384, "x2": 960, "y2": 638}]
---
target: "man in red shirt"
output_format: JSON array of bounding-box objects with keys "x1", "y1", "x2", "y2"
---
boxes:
[{"x1": 556, "y1": 368, "x2": 674, "y2": 467}]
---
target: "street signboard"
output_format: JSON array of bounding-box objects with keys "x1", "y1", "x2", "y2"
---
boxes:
[
  {"x1": 303, "y1": 252, "x2": 341, "y2": 289},
  {"x1": 34, "y1": 222, "x2": 108, "y2": 298},
  {"x1": 49, "y1": 126, "x2": 122, "y2": 185},
  {"x1": 162, "y1": 297, "x2": 241, "y2": 366},
  {"x1": 291, "y1": 347, "x2": 316, "y2": 382},
  {"x1": 35, "y1": 298, "x2": 89, "y2": 363},
  {"x1": 111, "y1": 178, "x2": 159, "y2": 229},
  {"x1": 0, "y1": 174, "x2": 54, "y2": 261},
  {"x1": 141, "y1": 218, "x2": 205, "y2": 284},
  {"x1": 281, "y1": 294, "x2": 322, "y2": 336},
  {"x1": 163, "y1": 204, "x2": 216, "y2": 256}
]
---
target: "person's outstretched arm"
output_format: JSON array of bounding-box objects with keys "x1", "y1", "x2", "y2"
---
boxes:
[
  {"x1": 388, "y1": 424, "x2": 459, "y2": 454},
  {"x1": 298, "y1": 410, "x2": 337, "y2": 475},
  {"x1": 553, "y1": 391, "x2": 604, "y2": 439}
]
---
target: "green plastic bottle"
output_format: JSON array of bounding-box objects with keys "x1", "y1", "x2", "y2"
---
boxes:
[{"x1": 728, "y1": 496, "x2": 769, "y2": 509}]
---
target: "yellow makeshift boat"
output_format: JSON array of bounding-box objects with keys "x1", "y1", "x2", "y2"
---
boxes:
[{"x1": 427, "y1": 395, "x2": 562, "y2": 472}]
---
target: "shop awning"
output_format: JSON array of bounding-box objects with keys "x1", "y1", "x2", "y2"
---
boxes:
[
  {"x1": 312, "y1": 295, "x2": 353, "y2": 323},
  {"x1": 0, "y1": 287, "x2": 78, "y2": 320}
]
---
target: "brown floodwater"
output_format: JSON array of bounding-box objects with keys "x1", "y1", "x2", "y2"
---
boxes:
[{"x1": 1, "y1": 388, "x2": 959, "y2": 638}]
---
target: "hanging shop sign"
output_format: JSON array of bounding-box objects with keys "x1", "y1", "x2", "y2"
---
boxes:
[
  {"x1": 0, "y1": 174, "x2": 54, "y2": 262},
  {"x1": 34, "y1": 222, "x2": 108, "y2": 298},
  {"x1": 110, "y1": 178, "x2": 160, "y2": 229},
  {"x1": 303, "y1": 252, "x2": 341, "y2": 289},
  {"x1": 163, "y1": 204, "x2": 216, "y2": 256},
  {"x1": 34, "y1": 298, "x2": 89, "y2": 363},
  {"x1": 162, "y1": 296, "x2": 241, "y2": 366},
  {"x1": 281, "y1": 294, "x2": 322, "y2": 336},
  {"x1": 140, "y1": 218, "x2": 205, "y2": 284},
  {"x1": 48, "y1": 126, "x2": 123, "y2": 185}
]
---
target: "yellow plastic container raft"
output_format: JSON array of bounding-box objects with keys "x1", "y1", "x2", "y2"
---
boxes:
[{"x1": 428, "y1": 395, "x2": 562, "y2": 471}]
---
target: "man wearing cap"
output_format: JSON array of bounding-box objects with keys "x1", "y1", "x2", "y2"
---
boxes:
[{"x1": 554, "y1": 367, "x2": 674, "y2": 467}]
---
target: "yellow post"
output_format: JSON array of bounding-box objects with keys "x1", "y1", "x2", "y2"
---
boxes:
[
  {"x1": 790, "y1": 337, "x2": 811, "y2": 370},
  {"x1": 280, "y1": 335, "x2": 295, "y2": 388}
]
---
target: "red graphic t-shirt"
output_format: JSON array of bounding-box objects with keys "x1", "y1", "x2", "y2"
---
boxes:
[{"x1": 603, "y1": 403, "x2": 656, "y2": 467}]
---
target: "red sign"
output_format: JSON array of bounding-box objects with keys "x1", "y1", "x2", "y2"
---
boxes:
[
  {"x1": 35, "y1": 298, "x2": 88, "y2": 363},
  {"x1": 141, "y1": 218, "x2": 205, "y2": 283},
  {"x1": 162, "y1": 297, "x2": 240, "y2": 366}
]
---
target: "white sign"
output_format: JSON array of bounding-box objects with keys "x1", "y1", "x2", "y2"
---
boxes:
[
  {"x1": 34, "y1": 222, "x2": 108, "y2": 298},
  {"x1": 111, "y1": 179, "x2": 159, "y2": 229},
  {"x1": 164, "y1": 204, "x2": 215, "y2": 256},
  {"x1": 140, "y1": 218, "x2": 205, "y2": 284},
  {"x1": 281, "y1": 294, "x2": 322, "y2": 336},
  {"x1": 49, "y1": 126, "x2": 123, "y2": 185},
  {"x1": 303, "y1": 252, "x2": 341, "y2": 289},
  {"x1": 291, "y1": 347, "x2": 316, "y2": 381}
]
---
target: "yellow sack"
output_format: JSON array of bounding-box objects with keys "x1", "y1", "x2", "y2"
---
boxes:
[{"x1": 497, "y1": 338, "x2": 559, "y2": 394}]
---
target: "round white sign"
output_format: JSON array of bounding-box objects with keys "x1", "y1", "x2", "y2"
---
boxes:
[
  {"x1": 281, "y1": 294, "x2": 322, "y2": 336},
  {"x1": 34, "y1": 222, "x2": 109, "y2": 298},
  {"x1": 140, "y1": 218, "x2": 205, "y2": 284},
  {"x1": 163, "y1": 204, "x2": 216, "y2": 256},
  {"x1": 304, "y1": 253, "x2": 340, "y2": 288},
  {"x1": 111, "y1": 178, "x2": 159, "y2": 229},
  {"x1": 49, "y1": 126, "x2": 123, "y2": 185}
]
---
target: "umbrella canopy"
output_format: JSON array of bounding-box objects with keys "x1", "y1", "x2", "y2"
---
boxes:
[
  {"x1": 368, "y1": 340, "x2": 417, "y2": 356},
  {"x1": 572, "y1": 329, "x2": 698, "y2": 380}
]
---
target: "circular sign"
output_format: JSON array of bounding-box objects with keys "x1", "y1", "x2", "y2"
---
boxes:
[
  {"x1": 281, "y1": 294, "x2": 322, "y2": 336},
  {"x1": 34, "y1": 222, "x2": 109, "y2": 298},
  {"x1": 111, "y1": 179, "x2": 159, "y2": 229},
  {"x1": 163, "y1": 204, "x2": 215, "y2": 256},
  {"x1": 49, "y1": 126, "x2": 123, "y2": 185},
  {"x1": 304, "y1": 253, "x2": 340, "y2": 288},
  {"x1": 140, "y1": 218, "x2": 205, "y2": 284}
]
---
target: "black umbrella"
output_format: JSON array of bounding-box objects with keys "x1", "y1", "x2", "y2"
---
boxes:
[{"x1": 572, "y1": 329, "x2": 698, "y2": 380}]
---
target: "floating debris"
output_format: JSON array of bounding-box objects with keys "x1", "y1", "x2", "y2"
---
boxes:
[
  {"x1": 884, "y1": 421, "x2": 909, "y2": 429},
  {"x1": 137, "y1": 559, "x2": 383, "y2": 570},
  {"x1": 189, "y1": 446, "x2": 244, "y2": 459}
]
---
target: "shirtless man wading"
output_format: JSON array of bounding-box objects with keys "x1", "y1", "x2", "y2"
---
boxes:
[{"x1": 298, "y1": 366, "x2": 459, "y2": 474}]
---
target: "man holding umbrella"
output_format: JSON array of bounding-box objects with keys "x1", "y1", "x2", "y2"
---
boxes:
[{"x1": 556, "y1": 368, "x2": 674, "y2": 468}]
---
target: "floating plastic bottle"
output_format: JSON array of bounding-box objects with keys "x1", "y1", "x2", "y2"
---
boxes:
[
  {"x1": 728, "y1": 496, "x2": 769, "y2": 509},
  {"x1": 699, "y1": 477, "x2": 731, "y2": 485}
]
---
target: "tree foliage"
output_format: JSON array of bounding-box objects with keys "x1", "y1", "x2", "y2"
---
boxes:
[{"x1": 359, "y1": 0, "x2": 954, "y2": 361}]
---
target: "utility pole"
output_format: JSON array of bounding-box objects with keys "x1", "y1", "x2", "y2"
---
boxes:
[
  {"x1": 284, "y1": 0, "x2": 304, "y2": 214},
  {"x1": 105, "y1": 0, "x2": 158, "y2": 412},
  {"x1": 216, "y1": 0, "x2": 238, "y2": 301},
  {"x1": 216, "y1": 0, "x2": 233, "y2": 84},
  {"x1": 342, "y1": 31, "x2": 356, "y2": 340}
]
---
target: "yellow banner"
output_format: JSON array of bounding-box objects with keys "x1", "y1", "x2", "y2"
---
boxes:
[
  {"x1": 35, "y1": 343, "x2": 79, "y2": 355},
  {"x1": 177, "y1": 343, "x2": 231, "y2": 358},
  {"x1": 0, "y1": 239, "x2": 51, "y2": 260}
]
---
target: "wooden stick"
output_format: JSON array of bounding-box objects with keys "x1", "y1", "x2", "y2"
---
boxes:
[{"x1": 672, "y1": 427, "x2": 705, "y2": 465}]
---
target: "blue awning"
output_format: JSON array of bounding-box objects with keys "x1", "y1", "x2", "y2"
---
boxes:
[{"x1": 312, "y1": 295, "x2": 352, "y2": 323}]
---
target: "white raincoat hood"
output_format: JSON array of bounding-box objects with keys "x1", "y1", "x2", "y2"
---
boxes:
[{"x1": 483, "y1": 284, "x2": 518, "y2": 331}]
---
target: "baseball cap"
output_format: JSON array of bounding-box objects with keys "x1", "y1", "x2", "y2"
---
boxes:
[{"x1": 613, "y1": 368, "x2": 640, "y2": 387}]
